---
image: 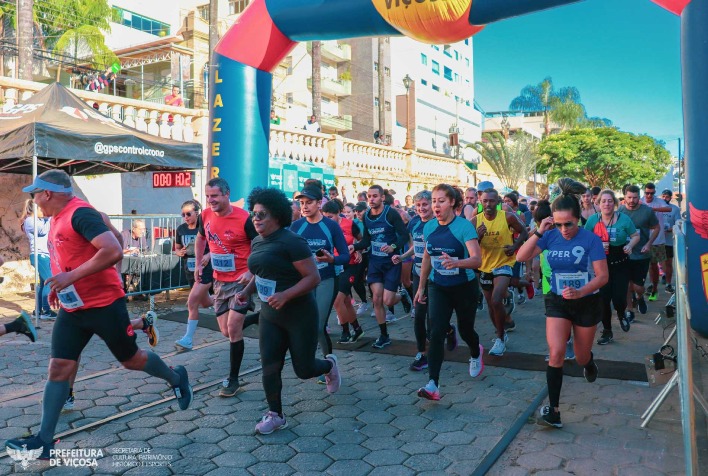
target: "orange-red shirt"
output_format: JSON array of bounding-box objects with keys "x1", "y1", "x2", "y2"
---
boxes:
[{"x1": 199, "y1": 206, "x2": 256, "y2": 281}]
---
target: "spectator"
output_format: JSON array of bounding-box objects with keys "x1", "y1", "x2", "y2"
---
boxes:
[
  {"x1": 270, "y1": 110, "x2": 281, "y2": 125},
  {"x1": 165, "y1": 85, "x2": 184, "y2": 107},
  {"x1": 304, "y1": 114, "x2": 321, "y2": 132},
  {"x1": 121, "y1": 219, "x2": 149, "y2": 255}
]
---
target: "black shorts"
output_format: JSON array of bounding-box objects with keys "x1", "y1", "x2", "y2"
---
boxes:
[
  {"x1": 337, "y1": 265, "x2": 355, "y2": 296},
  {"x1": 628, "y1": 259, "x2": 651, "y2": 287},
  {"x1": 665, "y1": 245, "x2": 674, "y2": 259},
  {"x1": 544, "y1": 292, "x2": 602, "y2": 327},
  {"x1": 185, "y1": 259, "x2": 214, "y2": 287},
  {"x1": 52, "y1": 298, "x2": 139, "y2": 362},
  {"x1": 479, "y1": 265, "x2": 513, "y2": 291}
]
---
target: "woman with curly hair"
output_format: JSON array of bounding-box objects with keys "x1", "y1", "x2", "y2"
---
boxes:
[{"x1": 236, "y1": 187, "x2": 341, "y2": 435}]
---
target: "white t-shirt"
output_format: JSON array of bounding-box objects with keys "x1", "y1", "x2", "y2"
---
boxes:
[{"x1": 642, "y1": 198, "x2": 666, "y2": 245}]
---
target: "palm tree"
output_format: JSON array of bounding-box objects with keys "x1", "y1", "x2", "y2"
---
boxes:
[
  {"x1": 468, "y1": 132, "x2": 541, "y2": 191},
  {"x1": 311, "y1": 41, "x2": 321, "y2": 121},
  {"x1": 377, "y1": 37, "x2": 386, "y2": 141},
  {"x1": 509, "y1": 77, "x2": 581, "y2": 137},
  {"x1": 17, "y1": 0, "x2": 33, "y2": 80}
]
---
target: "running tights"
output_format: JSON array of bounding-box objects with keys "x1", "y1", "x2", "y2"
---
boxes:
[{"x1": 600, "y1": 255, "x2": 630, "y2": 332}]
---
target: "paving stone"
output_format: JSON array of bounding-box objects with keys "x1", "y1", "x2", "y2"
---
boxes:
[
  {"x1": 424, "y1": 418, "x2": 466, "y2": 433},
  {"x1": 247, "y1": 462, "x2": 294, "y2": 476},
  {"x1": 287, "y1": 453, "x2": 334, "y2": 472},
  {"x1": 186, "y1": 428, "x2": 228, "y2": 444},
  {"x1": 295, "y1": 411, "x2": 333, "y2": 424},
  {"x1": 211, "y1": 451, "x2": 258, "y2": 468},
  {"x1": 324, "y1": 443, "x2": 371, "y2": 461},
  {"x1": 400, "y1": 441, "x2": 443, "y2": 455},
  {"x1": 168, "y1": 457, "x2": 217, "y2": 475},
  {"x1": 432, "y1": 430, "x2": 476, "y2": 446},
  {"x1": 325, "y1": 459, "x2": 374, "y2": 476},
  {"x1": 363, "y1": 449, "x2": 408, "y2": 466},
  {"x1": 119, "y1": 428, "x2": 161, "y2": 441},
  {"x1": 217, "y1": 435, "x2": 261, "y2": 453},
  {"x1": 362, "y1": 436, "x2": 404, "y2": 450},
  {"x1": 359, "y1": 423, "x2": 400, "y2": 438},
  {"x1": 146, "y1": 433, "x2": 192, "y2": 449},
  {"x1": 357, "y1": 410, "x2": 395, "y2": 424},
  {"x1": 324, "y1": 429, "x2": 367, "y2": 445},
  {"x1": 288, "y1": 436, "x2": 332, "y2": 453},
  {"x1": 440, "y1": 444, "x2": 490, "y2": 462},
  {"x1": 291, "y1": 423, "x2": 333, "y2": 437},
  {"x1": 396, "y1": 428, "x2": 437, "y2": 442},
  {"x1": 251, "y1": 444, "x2": 296, "y2": 463},
  {"x1": 403, "y1": 453, "x2": 452, "y2": 471},
  {"x1": 178, "y1": 442, "x2": 223, "y2": 460},
  {"x1": 369, "y1": 465, "x2": 417, "y2": 476}
]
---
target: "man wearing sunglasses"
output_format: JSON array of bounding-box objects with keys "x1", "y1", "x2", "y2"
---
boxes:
[{"x1": 640, "y1": 183, "x2": 672, "y2": 302}]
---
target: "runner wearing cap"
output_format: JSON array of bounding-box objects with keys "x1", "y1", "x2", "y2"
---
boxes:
[
  {"x1": 659, "y1": 189, "x2": 681, "y2": 294},
  {"x1": 5, "y1": 170, "x2": 192, "y2": 459}
]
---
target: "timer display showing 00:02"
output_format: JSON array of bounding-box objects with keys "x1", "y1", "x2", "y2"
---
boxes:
[{"x1": 152, "y1": 172, "x2": 195, "y2": 188}]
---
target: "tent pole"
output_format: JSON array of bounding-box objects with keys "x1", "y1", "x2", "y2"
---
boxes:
[{"x1": 32, "y1": 155, "x2": 40, "y2": 328}]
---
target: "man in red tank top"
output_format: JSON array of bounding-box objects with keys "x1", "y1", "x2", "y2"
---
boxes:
[
  {"x1": 5, "y1": 170, "x2": 193, "y2": 459},
  {"x1": 195, "y1": 178, "x2": 258, "y2": 397}
]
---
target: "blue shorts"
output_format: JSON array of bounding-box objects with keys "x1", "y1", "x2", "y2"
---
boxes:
[{"x1": 367, "y1": 259, "x2": 402, "y2": 292}]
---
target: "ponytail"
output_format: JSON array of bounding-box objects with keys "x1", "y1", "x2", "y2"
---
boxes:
[{"x1": 551, "y1": 178, "x2": 586, "y2": 219}]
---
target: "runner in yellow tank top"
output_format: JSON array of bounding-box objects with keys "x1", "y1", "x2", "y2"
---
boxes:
[{"x1": 472, "y1": 189, "x2": 528, "y2": 356}]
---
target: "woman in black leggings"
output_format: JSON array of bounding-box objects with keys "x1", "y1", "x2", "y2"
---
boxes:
[{"x1": 237, "y1": 188, "x2": 341, "y2": 435}]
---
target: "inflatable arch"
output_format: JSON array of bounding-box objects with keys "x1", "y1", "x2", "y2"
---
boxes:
[{"x1": 208, "y1": 0, "x2": 708, "y2": 331}]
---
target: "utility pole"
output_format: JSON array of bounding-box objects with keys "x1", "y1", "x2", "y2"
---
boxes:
[
  {"x1": 17, "y1": 0, "x2": 34, "y2": 81},
  {"x1": 377, "y1": 38, "x2": 386, "y2": 142},
  {"x1": 208, "y1": 0, "x2": 219, "y2": 80}
]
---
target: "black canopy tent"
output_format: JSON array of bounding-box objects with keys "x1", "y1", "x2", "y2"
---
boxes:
[
  {"x1": 0, "y1": 81, "x2": 203, "y2": 324},
  {"x1": 0, "y1": 81, "x2": 203, "y2": 175}
]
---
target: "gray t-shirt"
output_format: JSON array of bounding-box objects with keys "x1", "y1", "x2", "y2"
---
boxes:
[
  {"x1": 642, "y1": 198, "x2": 667, "y2": 245},
  {"x1": 618, "y1": 204, "x2": 659, "y2": 260}
]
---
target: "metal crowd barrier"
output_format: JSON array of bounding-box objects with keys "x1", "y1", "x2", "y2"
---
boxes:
[{"x1": 107, "y1": 215, "x2": 191, "y2": 302}]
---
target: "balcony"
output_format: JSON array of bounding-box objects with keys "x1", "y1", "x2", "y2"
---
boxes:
[
  {"x1": 321, "y1": 114, "x2": 352, "y2": 133},
  {"x1": 307, "y1": 42, "x2": 351, "y2": 63},
  {"x1": 307, "y1": 77, "x2": 351, "y2": 97}
]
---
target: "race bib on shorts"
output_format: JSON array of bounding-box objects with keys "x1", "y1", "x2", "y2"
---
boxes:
[
  {"x1": 58, "y1": 285, "x2": 84, "y2": 310},
  {"x1": 431, "y1": 256, "x2": 459, "y2": 276},
  {"x1": 186, "y1": 258, "x2": 196, "y2": 272},
  {"x1": 313, "y1": 253, "x2": 328, "y2": 270},
  {"x1": 211, "y1": 253, "x2": 235, "y2": 272},
  {"x1": 413, "y1": 241, "x2": 425, "y2": 259},
  {"x1": 371, "y1": 241, "x2": 387, "y2": 257},
  {"x1": 255, "y1": 275, "x2": 276, "y2": 302},
  {"x1": 555, "y1": 271, "x2": 589, "y2": 291}
]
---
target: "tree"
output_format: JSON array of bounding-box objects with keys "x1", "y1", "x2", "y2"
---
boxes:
[
  {"x1": 468, "y1": 132, "x2": 542, "y2": 191},
  {"x1": 17, "y1": 0, "x2": 33, "y2": 80},
  {"x1": 509, "y1": 77, "x2": 581, "y2": 137},
  {"x1": 538, "y1": 127, "x2": 672, "y2": 189},
  {"x1": 311, "y1": 41, "x2": 321, "y2": 120}
]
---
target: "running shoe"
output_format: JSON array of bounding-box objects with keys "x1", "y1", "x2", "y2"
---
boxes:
[
  {"x1": 143, "y1": 311, "x2": 159, "y2": 348},
  {"x1": 584, "y1": 359, "x2": 599, "y2": 383},
  {"x1": 172, "y1": 365, "x2": 193, "y2": 410},
  {"x1": 645, "y1": 284, "x2": 654, "y2": 296},
  {"x1": 539, "y1": 405, "x2": 563, "y2": 428},
  {"x1": 504, "y1": 320, "x2": 516, "y2": 333},
  {"x1": 446, "y1": 325, "x2": 458, "y2": 352},
  {"x1": 410, "y1": 308, "x2": 416, "y2": 319},
  {"x1": 637, "y1": 297, "x2": 648, "y2": 314},
  {"x1": 477, "y1": 294, "x2": 485, "y2": 312},
  {"x1": 316, "y1": 375, "x2": 326, "y2": 385},
  {"x1": 399, "y1": 287, "x2": 412, "y2": 314},
  {"x1": 255, "y1": 411, "x2": 288, "y2": 435},
  {"x1": 597, "y1": 330, "x2": 613, "y2": 345},
  {"x1": 372, "y1": 335, "x2": 391, "y2": 349},
  {"x1": 337, "y1": 331, "x2": 352, "y2": 344},
  {"x1": 565, "y1": 339, "x2": 575, "y2": 360},
  {"x1": 469, "y1": 345, "x2": 484, "y2": 378},
  {"x1": 356, "y1": 302, "x2": 370, "y2": 316},
  {"x1": 525, "y1": 282, "x2": 535, "y2": 300},
  {"x1": 626, "y1": 310, "x2": 635, "y2": 324},
  {"x1": 417, "y1": 380, "x2": 440, "y2": 401},
  {"x1": 350, "y1": 327, "x2": 365, "y2": 343},
  {"x1": 219, "y1": 377, "x2": 240, "y2": 397},
  {"x1": 5, "y1": 434, "x2": 54, "y2": 460},
  {"x1": 648, "y1": 291, "x2": 658, "y2": 302},
  {"x1": 324, "y1": 354, "x2": 341, "y2": 394},
  {"x1": 504, "y1": 289, "x2": 516, "y2": 315},
  {"x1": 666, "y1": 284, "x2": 675, "y2": 294},
  {"x1": 175, "y1": 336, "x2": 193, "y2": 351},
  {"x1": 63, "y1": 394, "x2": 75, "y2": 411},
  {"x1": 40, "y1": 310, "x2": 57, "y2": 320},
  {"x1": 619, "y1": 312, "x2": 631, "y2": 332},
  {"x1": 410, "y1": 353, "x2": 428, "y2": 371},
  {"x1": 504, "y1": 331, "x2": 509, "y2": 345},
  {"x1": 517, "y1": 292, "x2": 527, "y2": 305},
  {"x1": 385, "y1": 311, "x2": 397, "y2": 322},
  {"x1": 17, "y1": 311, "x2": 38, "y2": 342},
  {"x1": 489, "y1": 338, "x2": 506, "y2": 356},
  {"x1": 632, "y1": 293, "x2": 638, "y2": 308}
]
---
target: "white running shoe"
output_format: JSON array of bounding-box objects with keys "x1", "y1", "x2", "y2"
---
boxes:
[
  {"x1": 489, "y1": 338, "x2": 506, "y2": 356},
  {"x1": 356, "y1": 302, "x2": 370, "y2": 316},
  {"x1": 469, "y1": 345, "x2": 484, "y2": 378}
]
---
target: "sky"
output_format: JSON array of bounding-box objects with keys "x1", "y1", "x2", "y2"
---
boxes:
[{"x1": 473, "y1": 0, "x2": 683, "y2": 157}]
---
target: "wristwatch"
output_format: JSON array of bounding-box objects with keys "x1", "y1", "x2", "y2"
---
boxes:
[
  {"x1": 533, "y1": 230, "x2": 543, "y2": 239},
  {"x1": 390, "y1": 244, "x2": 397, "y2": 250}
]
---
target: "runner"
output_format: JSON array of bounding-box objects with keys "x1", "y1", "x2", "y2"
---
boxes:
[
  {"x1": 580, "y1": 188, "x2": 598, "y2": 225},
  {"x1": 474, "y1": 188, "x2": 528, "y2": 356},
  {"x1": 585, "y1": 190, "x2": 639, "y2": 345},
  {"x1": 618, "y1": 185, "x2": 660, "y2": 320},
  {"x1": 352, "y1": 202, "x2": 371, "y2": 317},
  {"x1": 460, "y1": 187, "x2": 477, "y2": 220},
  {"x1": 238, "y1": 187, "x2": 340, "y2": 434},
  {"x1": 517, "y1": 178, "x2": 608, "y2": 429},
  {"x1": 174, "y1": 200, "x2": 213, "y2": 351},
  {"x1": 195, "y1": 178, "x2": 257, "y2": 397},
  {"x1": 640, "y1": 183, "x2": 671, "y2": 302},
  {"x1": 292, "y1": 186, "x2": 350, "y2": 360},
  {"x1": 659, "y1": 189, "x2": 681, "y2": 294},
  {"x1": 503, "y1": 193, "x2": 535, "y2": 304},
  {"x1": 6, "y1": 170, "x2": 192, "y2": 458},
  {"x1": 0, "y1": 311, "x2": 37, "y2": 342},
  {"x1": 350, "y1": 185, "x2": 412, "y2": 348},
  {"x1": 415, "y1": 184, "x2": 484, "y2": 400}
]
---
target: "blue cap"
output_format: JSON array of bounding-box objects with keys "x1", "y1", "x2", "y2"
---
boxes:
[
  {"x1": 477, "y1": 181, "x2": 494, "y2": 191},
  {"x1": 22, "y1": 170, "x2": 73, "y2": 194}
]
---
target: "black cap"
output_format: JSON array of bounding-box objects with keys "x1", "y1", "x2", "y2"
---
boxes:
[
  {"x1": 354, "y1": 201, "x2": 368, "y2": 212},
  {"x1": 295, "y1": 186, "x2": 323, "y2": 201},
  {"x1": 661, "y1": 189, "x2": 672, "y2": 195}
]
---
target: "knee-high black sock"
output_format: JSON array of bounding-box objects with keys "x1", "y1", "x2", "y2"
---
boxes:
[
  {"x1": 546, "y1": 365, "x2": 564, "y2": 409},
  {"x1": 352, "y1": 319, "x2": 361, "y2": 331},
  {"x1": 405, "y1": 285, "x2": 414, "y2": 299},
  {"x1": 379, "y1": 323, "x2": 388, "y2": 337},
  {"x1": 341, "y1": 323, "x2": 350, "y2": 333},
  {"x1": 230, "y1": 340, "x2": 245, "y2": 380}
]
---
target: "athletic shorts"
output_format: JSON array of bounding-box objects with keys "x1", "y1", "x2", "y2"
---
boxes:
[
  {"x1": 544, "y1": 292, "x2": 602, "y2": 327},
  {"x1": 52, "y1": 298, "x2": 138, "y2": 362},
  {"x1": 650, "y1": 245, "x2": 667, "y2": 264},
  {"x1": 337, "y1": 264, "x2": 355, "y2": 296},
  {"x1": 665, "y1": 245, "x2": 674, "y2": 260},
  {"x1": 512, "y1": 261, "x2": 523, "y2": 278},
  {"x1": 367, "y1": 259, "x2": 402, "y2": 292},
  {"x1": 628, "y1": 259, "x2": 651, "y2": 287},
  {"x1": 213, "y1": 280, "x2": 251, "y2": 317},
  {"x1": 479, "y1": 265, "x2": 513, "y2": 291},
  {"x1": 185, "y1": 259, "x2": 214, "y2": 287}
]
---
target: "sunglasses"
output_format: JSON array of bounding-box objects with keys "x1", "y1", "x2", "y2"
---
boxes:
[
  {"x1": 554, "y1": 221, "x2": 576, "y2": 229},
  {"x1": 644, "y1": 191, "x2": 655, "y2": 195},
  {"x1": 181, "y1": 211, "x2": 193, "y2": 217},
  {"x1": 251, "y1": 211, "x2": 269, "y2": 221}
]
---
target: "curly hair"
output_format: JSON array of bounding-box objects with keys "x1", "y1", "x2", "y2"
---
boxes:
[{"x1": 247, "y1": 187, "x2": 293, "y2": 228}]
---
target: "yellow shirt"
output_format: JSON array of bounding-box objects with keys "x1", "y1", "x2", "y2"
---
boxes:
[{"x1": 479, "y1": 211, "x2": 516, "y2": 273}]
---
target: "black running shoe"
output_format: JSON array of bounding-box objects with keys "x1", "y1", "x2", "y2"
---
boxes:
[
  {"x1": 372, "y1": 335, "x2": 391, "y2": 349},
  {"x1": 666, "y1": 284, "x2": 675, "y2": 294},
  {"x1": 626, "y1": 310, "x2": 635, "y2": 324},
  {"x1": 350, "y1": 327, "x2": 364, "y2": 343},
  {"x1": 619, "y1": 313, "x2": 630, "y2": 332},
  {"x1": 504, "y1": 320, "x2": 516, "y2": 333},
  {"x1": 5, "y1": 434, "x2": 54, "y2": 460},
  {"x1": 446, "y1": 325, "x2": 458, "y2": 352},
  {"x1": 410, "y1": 353, "x2": 428, "y2": 371},
  {"x1": 337, "y1": 331, "x2": 352, "y2": 344},
  {"x1": 172, "y1": 365, "x2": 193, "y2": 410},
  {"x1": 539, "y1": 405, "x2": 563, "y2": 428},
  {"x1": 637, "y1": 297, "x2": 648, "y2": 314},
  {"x1": 584, "y1": 360, "x2": 598, "y2": 383},
  {"x1": 399, "y1": 288, "x2": 412, "y2": 314},
  {"x1": 597, "y1": 330, "x2": 613, "y2": 345}
]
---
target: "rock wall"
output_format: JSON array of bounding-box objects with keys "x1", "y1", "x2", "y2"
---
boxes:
[{"x1": 0, "y1": 174, "x2": 34, "y2": 294}]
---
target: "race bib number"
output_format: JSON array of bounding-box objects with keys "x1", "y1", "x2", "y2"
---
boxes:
[
  {"x1": 608, "y1": 227, "x2": 617, "y2": 243},
  {"x1": 313, "y1": 253, "x2": 328, "y2": 270},
  {"x1": 431, "y1": 256, "x2": 459, "y2": 276},
  {"x1": 413, "y1": 241, "x2": 425, "y2": 259},
  {"x1": 255, "y1": 275, "x2": 276, "y2": 302},
  {"x1": 371, "y1": 241, "x2": 387, "y2": 257},
  {"x1": 58, "y1": 285, "x2": 84, "y2": 310},
  {"x1": 555, "y1": 272, "x2": 589, "y2": 291},
  {"x1": 211, "y1": 253, "x2": 236, "y2": 272},
  {"x1": 186, "y1": 258, "x2": 196, "y2": 272},
  {"x1": 335, "y1": 265, "x2": 343, "y2": 275}
]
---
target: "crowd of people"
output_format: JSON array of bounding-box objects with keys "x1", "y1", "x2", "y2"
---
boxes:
[{"x1": 1, "y1": 169, "x2": 679, "y2": 457}]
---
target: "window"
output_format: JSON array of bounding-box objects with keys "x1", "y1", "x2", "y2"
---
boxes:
[
  {"x1": 465, "y1": 58, "x2": 470, "y2": 68},
  {"x1": 374, "y1": 97, "x2": 379, "y2": 107},
  {"x1": 385, "y1": 101, "x2": 391, "y2": 111},
  {"x1": 432, "y1": 60, "x2": 439, "y2": 75},
  {"x1": 454, "y1": 73, "x2": 459, "y2": 83},
  {"x1": 443, "y1": 44, "x2": 452, "y2": 57},
  {"x1": 454, "y1": 51, "x2": 459, "y2": 61},
  {"x1": 421, "y1": 53, "x2": 427, "y2": 65},
  {"x1": 197, "y1": 5, "x2": 209, "y2": 21},
  {"x1": 421, "y1": 79, "x2": 428, "y2": 86},
  {"x1": 443, "y1": 66, "x2": 452, "y2": 81},
  {"x1": 384, "y1": 67, "x2": 390, "y2": 77},
  {"x1": 465, "y1": 39, "x2": 469, "y2": 45},
  {"x1": 374, "y1": 62, "x2": 378, "y2": 71},
  {"x1": 229, "y1": 0, "x2": 250, "y2": 15},
  {"x1": 432, "y1": 45, "x2": 439, "y2": 51},
  {"x1": 113, "y1": 7, "x2": 170, "y2": 36},
  {"x1": 432, "y1": 84, "x2": 440, "y2": 92}
]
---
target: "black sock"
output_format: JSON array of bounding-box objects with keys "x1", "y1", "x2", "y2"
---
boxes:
[
  {"x1": 352, "y1": 320, "x2": 361, "y2": 331},
  {"x1": 342, "y1": 323, "x2": 350, "y2": 333},
  {"x1": 405, "y1": 286, "x2": 414, "y2": 299},
  {"x1": 388, "y1": 305, "x2": 394, "y2": 313},
  {"x1": 546, "y1": 365, "x2": 564, "y2": 409},
  {"x1": 142, "y1": 317, "x2": 148, "y2": 329},
  {"x1": 584, "y1": 351, "x2": 595, "y2": 370},
  {"x1": 5, "y1": 318, "x2": 22, "y2": 334},
  {"x1": 379, "y1": 323, "x2": 388, "y2": 337},
  {"x1": 230, "y1": 340, "x2": 244, "y2": 380},
  {"x1": 68, "y1": 387, "x2": 74, "y2": 398}
]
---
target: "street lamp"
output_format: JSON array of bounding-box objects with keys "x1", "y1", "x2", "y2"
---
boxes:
[{"x1": 402, "y1": 74, "x2": 412, "y2": 150}]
